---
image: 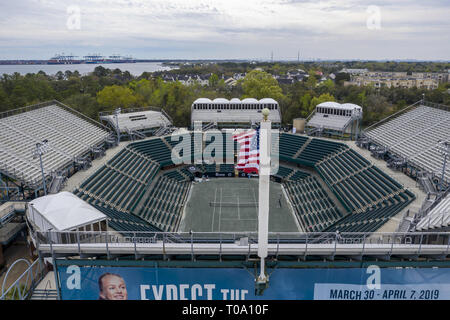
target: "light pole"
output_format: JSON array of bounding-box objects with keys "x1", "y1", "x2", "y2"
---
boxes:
[
  {"x1": 114, "y1": 108, "x2": 121, "y2": 144},
  {"x1": 256, "y1": 108, "x2": 271, "y2": 295},
  {"x1": 437, "y1": 140, "x2": 450, "y2": 192},
  {"x1": 32, "y1": 139, "x2": 49, "y2": 196}
]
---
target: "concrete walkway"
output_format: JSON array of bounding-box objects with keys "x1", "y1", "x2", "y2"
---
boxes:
[{"x1": 63, "y1": 141, "x2": 130, "y2": 192}]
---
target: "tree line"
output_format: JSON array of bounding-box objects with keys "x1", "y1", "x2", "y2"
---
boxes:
[{"x1": 0, "y1": 63, "x2": 449, "y2": 129}]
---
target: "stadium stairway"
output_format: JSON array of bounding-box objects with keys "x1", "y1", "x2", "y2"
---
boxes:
[
  {"x1": 293, "y1": 137, "x2": 312, "y2": 158},
  {"x1": 30, "y1": 289, "x2": 58, "y2": 300}
]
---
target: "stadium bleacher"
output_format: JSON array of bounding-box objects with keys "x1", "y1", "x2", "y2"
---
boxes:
[
  {"x1": 69, "y1": 130, "x2": 415, "y2": 235},
  {"x1": 415, "y1": 193, "x2": 450, "y2": 231},
  {"x1": 364, "y1": 104, "x2": 450, "y2": 183},
  {"x1": 273, "y1": 165, "x2": 310, "y2": 182},
  {"x1": 277, "y1": 133, "x2": 310, "y2": 161},
  {"x1": 314, "y1": 145, "x2": 415, "y2": 232},
  {"x1": 128, "y1": 138, "x2": 174, "y2": 167},
  {"x1": 138, "y1": 176, "x2": 190, "y2": 232},
  {"x1": 0, "y1": 102, "x2": 110, "y2": 188},
  {"x1": 284, "y1": 176, "x2": 343, "y2": 232}
]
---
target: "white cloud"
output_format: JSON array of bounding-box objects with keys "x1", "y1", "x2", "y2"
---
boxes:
[{"x1": 0, "y1": 0, "x2": 448, "y2": 59}]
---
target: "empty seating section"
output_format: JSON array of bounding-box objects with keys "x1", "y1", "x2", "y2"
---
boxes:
[
  {"x1": 273, "y1": 166, "x2": 310, "y2": 181},
  {"x1": 163, "y1": 170, "x2": 186, "y2": 182},
  {"x1": 163, "y1": 134, "x2": 189, "y2": 162},
  {"x1": 180, "y1": 167, "x2": 195, "y2": 180},
  {"x1": 204, "y1": 164, "x2": 217, "y2": 173},
  {"x1": 72, "y1": 189, "x2": 160, "y2": 233},
  {"x1": 284, "y1": 176, "x2": 343, "y2": 232},
  {"x1": 138, "y1": 176, "x2": 190, "y2": 232},
  {"x1": 77, "y1": 147, "x2": 160, "y2": 213},
  {"x1": 325, "y1": 193, "x2": 413, "y2": 233},
  {"x1": 71, "y1": 130, "x2": 414, "y2": 234},
  {"x1": 109, "y1": 148, "x2": 159, "y2": 183},
  {"x1": 0, "y1": 104, "x2": 109, "y2": 186},
  {"x1": 92, "y1": 203, "x2": 161, "y2": 233},
  {"x1": 278, "y1": 133, "x2": 309, "y2": 161},
  {"x1": 314, "y1": 147, "x2": 415, "y2": 232},
  {"x1": 289, "y1": 170, "x2": 310, "y2": 181},
  {"x1": 78, "y1": 165, "x2": 147, "y2": 212},
  {"x1": 316, "y1": 149, "x2": 371, "y2": 184},
  {"x1": 365, "y1": 105, "x2": 450, "y2": 182},
  {"x1": 220, "y1": 164, "x2": 235, "y2": 173},
  {"x1": 274, "y1": 166, "x2": 293, "y2": 179},
  {"x1": 129, "y1": 138, "x2": 173, "y2": 166},
  {"x1": 204, "y1": 131, "x2": 237, "y2": 162},
  {"x1": 296, "y1": 138, "x2": 346, "y2": 167}
]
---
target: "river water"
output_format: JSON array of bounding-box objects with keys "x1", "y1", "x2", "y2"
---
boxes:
[{"x1": 0, "y1": 62, "x2": 175, "y2": 76}]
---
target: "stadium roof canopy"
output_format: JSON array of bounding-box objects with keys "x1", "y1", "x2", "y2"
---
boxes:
[
  {"x1": 193, "y1": 98, "x2": 278, "y2": 105},
  {"x1": 28, "y1": 191, "x2": 106, "y2": 231},
  {"x1": 317, "y1": 102, "x2": 362, "y2": 111},
  {"x1": 99, "y1": 108, "x2": 172, "y2": 133}
]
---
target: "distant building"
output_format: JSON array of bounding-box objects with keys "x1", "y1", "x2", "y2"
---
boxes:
[
  {"x1": 338, "y1": 68, "x2": 369, "y2": 75},
  {"x1": 162, "y1": 74, "x2": 210, "y2": 86},
  {"x1": 344, "y1": 71, "x2": 448, "y2": 89},
  {"x1": 276, "y1": 78, "x2": 295, "y2": 85},
  {"x1": 224, "y1": 77, "x2": 238, "y2": 86}
]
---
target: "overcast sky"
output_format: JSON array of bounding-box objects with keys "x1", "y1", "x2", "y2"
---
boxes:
[{"x1": 0, "y1": 0, "x2": 449, "y2": 60}]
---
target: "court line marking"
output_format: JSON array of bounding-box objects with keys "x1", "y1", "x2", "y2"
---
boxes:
[
  {"x1": 218, "y1": 187, "x2": 222, "y2": 232},
  {"x1": 251, "y1": 186, "x2": 258, "y2": 218},
  {"x1": 251, "y1": 186, "x2": 259, "y2": 230},
  {"x1": 237, "y1": 193, "x2": 240, "y2": 220},
  {"x1": 211, "y1": 187, "x2": 217, "y2": 232}
]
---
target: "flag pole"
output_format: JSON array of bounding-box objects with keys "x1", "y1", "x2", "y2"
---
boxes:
[{"x1": 257, "y1": 108, "x2": 271, "y2": 291}]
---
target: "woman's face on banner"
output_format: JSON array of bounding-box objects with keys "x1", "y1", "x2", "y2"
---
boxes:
[{"x1": 101, "y1": 275, "x2": 128, "y2": 300}]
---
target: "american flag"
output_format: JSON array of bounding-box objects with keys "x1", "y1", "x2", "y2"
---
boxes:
[{"x1": 233, "y1": 126, "x2": 260, "y2": 174}]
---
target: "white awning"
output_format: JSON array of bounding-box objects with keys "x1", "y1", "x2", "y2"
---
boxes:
[{"x1": 28, "y1": 191, "x2": 106, "y2": 231}]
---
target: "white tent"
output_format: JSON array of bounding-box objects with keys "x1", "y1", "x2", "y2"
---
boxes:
[{"x1": 27, "y1": 192, "x2": 107, "y2": 237}]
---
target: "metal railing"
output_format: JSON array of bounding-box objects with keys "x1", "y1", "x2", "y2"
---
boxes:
[
  {"x1": 363, "y1": 100, "x2": 423, "y2": 133},
  {"x1": 0, "y1": 258, "x2": 47, "y2": 300},
  {"x1": 99, "y1": 106, "x2": 163, "y2": 117},
  {"x1": 33, "y1": 230, "x2": 450, "y2": 250}
]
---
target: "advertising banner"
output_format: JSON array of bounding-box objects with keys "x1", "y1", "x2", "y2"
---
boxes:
[{"x1": 57, "y1": 265, "x2": 450, "y2": 300}]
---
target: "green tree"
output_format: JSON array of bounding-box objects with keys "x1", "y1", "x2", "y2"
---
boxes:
[
  {"x1": 208, "y1": 73, "x2": 219, "y2": 87},
  {"x1": 64, "y1": 93, "x2": 99, "y2": 119},
  {"x1": 309, "y1": 93, "x2": 335, "y2": 115},
  {"x1": 240, "y1": 70, "x2": 285, "y2": 102},
  {"x1": 96, "y1": 85, "x2": 137, "y2": 109}
]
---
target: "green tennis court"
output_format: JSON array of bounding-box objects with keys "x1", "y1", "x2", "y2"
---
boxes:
[{"x1": 180, "y1": 178, "x2": 300, "y2": 232}]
